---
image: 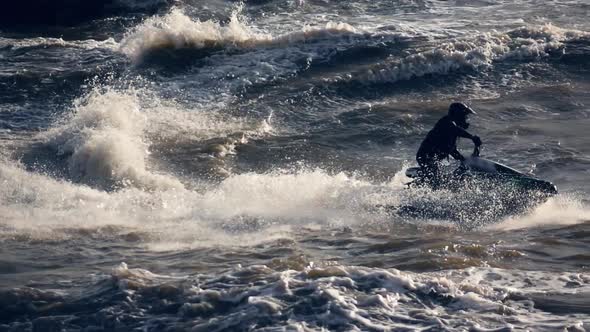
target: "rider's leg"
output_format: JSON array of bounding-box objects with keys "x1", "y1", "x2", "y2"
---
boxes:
[{"x1": 417, "y1": 154, "x2": 441, "y2": 189}]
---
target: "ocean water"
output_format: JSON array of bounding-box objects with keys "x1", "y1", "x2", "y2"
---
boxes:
[{"x1": 1, "y1": 0, "x2": 590, "y2": 331}]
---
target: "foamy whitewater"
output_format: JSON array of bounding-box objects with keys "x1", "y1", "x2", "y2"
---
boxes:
[{"x1": 1, "y1": 1, "x2": 589, "y2": 331}]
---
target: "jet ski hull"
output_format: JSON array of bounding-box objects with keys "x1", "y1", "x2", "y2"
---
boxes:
[
  {"x1": 396, "y1": 155, "x2": 558, "y2": 226},
  {"x1": 405, "y1": 156, "x2": 557, "y2": 196}
]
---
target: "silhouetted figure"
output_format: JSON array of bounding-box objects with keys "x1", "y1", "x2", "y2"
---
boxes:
[{"x1": 416, "y1": 102, "x2": 482, "y2": 188}]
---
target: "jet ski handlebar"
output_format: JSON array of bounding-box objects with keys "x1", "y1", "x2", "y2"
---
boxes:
[{"x1": 472, "y1": 145, "x2": 480, "y2": 158}]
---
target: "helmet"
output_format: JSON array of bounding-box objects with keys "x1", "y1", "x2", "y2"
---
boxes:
[
  {"x1": 448, "y1": 102, "x2": 476, "y2": 120},
  {"x1": 448, "y1": 102, "x2": 475, "y2": 129}
]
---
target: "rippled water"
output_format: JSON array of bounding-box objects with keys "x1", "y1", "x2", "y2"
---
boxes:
[{"x1": 1, "y1": 1, "x2": 589, "y2": 331}]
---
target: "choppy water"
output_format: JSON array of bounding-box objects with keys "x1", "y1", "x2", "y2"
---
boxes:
[{"x1": 1, "y1": 1, "x2": 590, "y2": 331}]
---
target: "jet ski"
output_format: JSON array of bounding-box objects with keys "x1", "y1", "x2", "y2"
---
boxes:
[
  {"x1": 404, "y1": 146, "x2": 558, "y2": 195},
  {"x1": 384, "y1": 146, "x2": 558, "y2": 226}
]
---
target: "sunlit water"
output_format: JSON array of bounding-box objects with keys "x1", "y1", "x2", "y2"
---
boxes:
[{"x1": 1, "y1": 1, "x2": 589, "y2": 330}]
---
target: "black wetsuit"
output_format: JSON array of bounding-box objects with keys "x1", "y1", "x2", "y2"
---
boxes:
[{"x1": 416, "y1": 115, "x2": 475, "y2": 187}]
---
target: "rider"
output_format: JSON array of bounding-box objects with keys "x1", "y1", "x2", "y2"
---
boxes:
[{"x1": 416, "y1": 102, "x2": 482, "y2": 188}]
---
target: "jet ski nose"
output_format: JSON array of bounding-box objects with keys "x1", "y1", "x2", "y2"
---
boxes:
[
  {"x1": 541, "y1": 181, "x2": 558, "y2": 195},
  {"x1": 548, "y1": 183, "x2": 558, "y2": 195},
  {"x1": 524, "y1": 177, "x2": 558, "y2": 196}
]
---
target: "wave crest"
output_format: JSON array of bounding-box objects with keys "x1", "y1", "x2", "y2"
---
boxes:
[
  {"x1": 120, "y1": 8, "x2": 271, "y2": 62},
  {"x1": 119, "y1": 8, "x2": 370, "y2": 63},
  {"x1": 359, "y1": 24, "x2": 589, "y2": 84}
]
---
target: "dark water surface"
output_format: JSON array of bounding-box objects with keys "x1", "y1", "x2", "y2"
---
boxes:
[{"x1": 1, "y1": 0, "x2": 589, "y2": 330}]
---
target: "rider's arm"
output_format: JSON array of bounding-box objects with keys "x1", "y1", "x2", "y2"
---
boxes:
[
  {"x1": 452, "y1": 122, "x2": 474, "y2": 139},
  {"x1": 452, "y1": 122, "x2": 482, "y2": 146}
]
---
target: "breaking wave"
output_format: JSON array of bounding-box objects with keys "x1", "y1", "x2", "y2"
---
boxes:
[
  {"x1": 40, "y1": 88, "x2": 184, "y2": 191},
  {"x1": 119, "y1": 7, "x2": 385, "y2": 64},
  {"x1": 32, "y1": 80, "x2": 276, "y2": 192},
  {"x1": 357, "y1": 24, "x2": 589, "y2": 84}
]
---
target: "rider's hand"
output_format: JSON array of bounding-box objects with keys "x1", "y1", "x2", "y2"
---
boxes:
[{"x1": 472, "y1": 135, "x2": 482, "y2": 147}]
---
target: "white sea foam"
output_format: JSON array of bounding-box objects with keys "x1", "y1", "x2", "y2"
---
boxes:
[
  {"x1": 3, "y1": 256, "x2": 587, "y2": 330},
  {"x1": 0, "y1": 37, "x2": 118, "y2": 51},
  {"x1": 200, "y1": 170, "x2": 374, "y2": 220},
  {"x1": 104, "y1": 262, "x2": 590, "y2": 331}
]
